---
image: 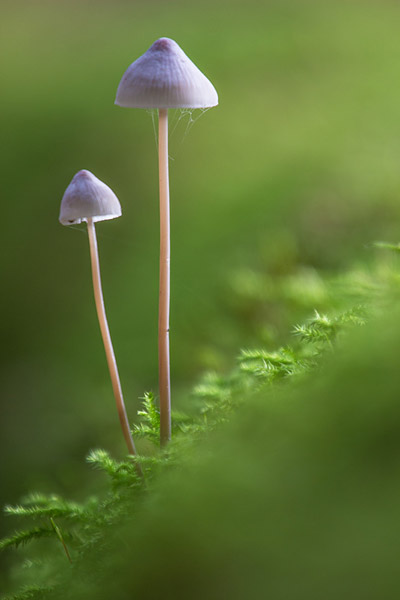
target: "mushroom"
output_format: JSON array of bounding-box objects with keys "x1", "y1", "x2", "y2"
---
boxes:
[
  {"x1": 115, "y1": 38, "x2": 218, "y2": 445},
  {"x1": 60, "y1": 170, "x2": 142, "y2": 474}
]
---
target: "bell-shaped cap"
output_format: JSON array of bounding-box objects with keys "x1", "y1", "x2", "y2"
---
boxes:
[
  {"x1": 59, "y1": 170, "x2": 122, "y2": 225},
  {"x1": 115, "y1": 37, "x2": 218, "y2": 109}
]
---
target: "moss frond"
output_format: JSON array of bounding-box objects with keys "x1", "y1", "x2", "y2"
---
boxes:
[
  {"x1": 86, "y1": 449, "x2": 140, "y2": 489},
  {"x1": 4, "y1": 499, "x2": 85, "y2": 522},
  {"x1": 2, "y1": 586, "x2": 53, "y2": 600},
  {"x1": 134, "y1": 392, "x2": 160, "y2": 443},
  {"x1": 0, "y1": 528, "x2": 55, "y2": 551}
]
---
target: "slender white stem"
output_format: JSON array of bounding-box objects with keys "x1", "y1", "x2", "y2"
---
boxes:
[
  {"x1": 87, "y1": 218, "x2": 142, "y2": 475},
  {"x1": 158, "y1": 108, "x2": 171, "y2": 446}
]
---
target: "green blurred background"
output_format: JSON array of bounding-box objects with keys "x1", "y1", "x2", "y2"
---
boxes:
[{"x1": 1, "y1": 0, "x2": 400, "y2": 547}]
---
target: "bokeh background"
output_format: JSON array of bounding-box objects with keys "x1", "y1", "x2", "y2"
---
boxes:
[{"x1": 1, "y1": 0, "x2": 400, "y2": 563}]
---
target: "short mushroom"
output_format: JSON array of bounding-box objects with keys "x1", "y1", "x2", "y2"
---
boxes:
[
  {"x1": 60, "y1": 170, "x2": 142, "y2": 474},
  {"x1": 115, "y1": 38, "x2": 218, "y2": 445}
]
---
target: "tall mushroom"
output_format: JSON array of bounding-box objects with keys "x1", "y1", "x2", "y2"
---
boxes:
[
  {"x1": 59, "y1": 170, "x2": 142, "y2": 474},
  {"x1": 115, "y1": 38, "x2": 218, "y2": 446}
]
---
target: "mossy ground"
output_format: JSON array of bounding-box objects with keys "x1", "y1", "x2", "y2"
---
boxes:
[{"x1": 2, "y1": 248, "x2": 400, "y2": 598}]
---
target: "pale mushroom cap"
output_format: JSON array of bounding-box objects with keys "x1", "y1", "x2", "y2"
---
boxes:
[
  {"x1": 115, "y1": 37, "x2": 218, "y2": 109},
  {"x1": 59, "y1": 170, "x2": 122, "y2": 225}
]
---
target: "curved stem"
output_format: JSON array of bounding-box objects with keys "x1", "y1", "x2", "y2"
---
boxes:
[
  {"x1": 87, "y1": 218, "x2": 143, "y2": 476},
  {"x1": 158, "y1": 108, "x2": 171, "y2": 446}
]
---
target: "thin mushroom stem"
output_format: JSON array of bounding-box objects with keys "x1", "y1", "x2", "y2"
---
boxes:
[
  {"x1": 87, "y1": 218, "x2": 143, "y2": 476},
  {"x1": 158, "y1": 108, "x2": 171, "y2": 446}
]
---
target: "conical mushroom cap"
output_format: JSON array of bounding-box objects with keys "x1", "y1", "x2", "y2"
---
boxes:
[
  {"x1": 59, "y1": 170, "x2": 122, "y2": 225},
  {"x1": 115, "y1": 37, "x2": 218, "y2": 109}
]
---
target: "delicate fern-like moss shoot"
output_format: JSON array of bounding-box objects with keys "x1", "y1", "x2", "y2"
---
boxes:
[{"x1": 115, "y1": 38, "x2": 218, "y2": 445}]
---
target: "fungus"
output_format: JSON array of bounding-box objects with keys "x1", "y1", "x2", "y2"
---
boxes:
[
  {"x1": 60, "y1": 170, "x2": 142, "y2": 474},
  {"x1": 115, "y1": 38, "x2": 218, "y2": 445}
]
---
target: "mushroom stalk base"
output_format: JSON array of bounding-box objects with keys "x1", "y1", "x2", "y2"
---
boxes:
[
  {"x1": 158, "y1": 108, "x2": 172, "y2": 446},
  {"x1": 87, "y1": 219, "x2": 142, "y2": 475}
]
